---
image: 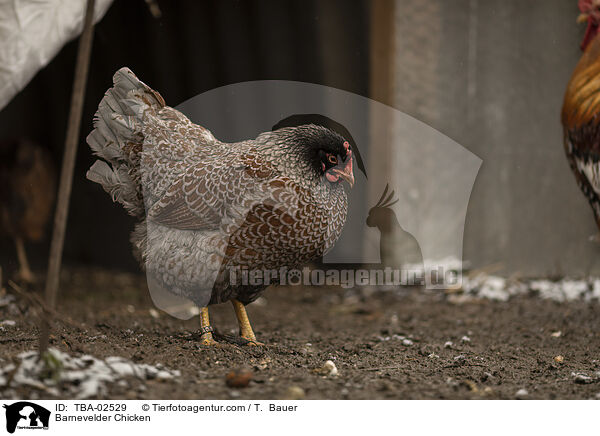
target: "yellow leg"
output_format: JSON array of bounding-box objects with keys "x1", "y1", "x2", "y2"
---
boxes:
[
  {"x1": 232, "y1": 299, "x2": 263, "y2": 346},
  {"x1": 15, "y1": 237, "x2": 34, "y2": 283},
  {"x1": 199, "y1": 307, "x2": 217, "y2": 345}
]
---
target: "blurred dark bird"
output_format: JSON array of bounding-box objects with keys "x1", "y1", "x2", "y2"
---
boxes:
[
  {"x1": 562, "y1": 0, "x2": 600, "y2": 239},
  {"x1": 86, "y1": 68, "x2": 354, "y2": 345},
  {"x1": 0, "y1": 139, "x2": 56, "y2": 283}
]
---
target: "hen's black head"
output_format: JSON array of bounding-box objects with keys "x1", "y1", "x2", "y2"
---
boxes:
[{"x1": 275, "y1": 124, "x2": 354, "y2": 187}]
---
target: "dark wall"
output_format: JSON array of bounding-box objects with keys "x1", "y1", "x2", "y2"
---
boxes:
[{"x1": 0, "y1": 0, "x2": 370, "y2": 272}]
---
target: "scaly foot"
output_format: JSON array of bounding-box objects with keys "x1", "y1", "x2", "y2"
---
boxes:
[
  {"x1": 199, "y1": 308, "x2": 219, "y2": 346},
  {"x1": 232, "y1": 299, "x2": 263, "y2": 346}
]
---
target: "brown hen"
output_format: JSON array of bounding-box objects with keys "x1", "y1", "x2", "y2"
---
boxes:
[
  {"x1": 0, "y1": 139, "x2": 55, "y2": 283},
  {"x1": 86, "y1": 68, "x2": 354, "y2": 345}
]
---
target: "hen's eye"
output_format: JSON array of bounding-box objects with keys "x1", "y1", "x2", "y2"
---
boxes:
[{"x1": 328, "y1": 155, "x2": 337, "y2": 165}]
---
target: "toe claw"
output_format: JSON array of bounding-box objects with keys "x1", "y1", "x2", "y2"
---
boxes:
[{"x1": 242, "y1": 337, "x2": 264, "y2": 346}]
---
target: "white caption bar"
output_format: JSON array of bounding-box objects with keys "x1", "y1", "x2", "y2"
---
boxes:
[{"x1": 0, "y1": 400, "x2": 596, "y2": 435}]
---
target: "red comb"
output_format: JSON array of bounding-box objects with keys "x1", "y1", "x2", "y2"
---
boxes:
[{"x1": 580, "y1": 0, "x2": 592, "y2": 12}]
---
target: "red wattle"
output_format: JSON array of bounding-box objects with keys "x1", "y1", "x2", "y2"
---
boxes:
[
  {"x1": 581, "y1": 21, "x2": 598, "y2": 51},
  {"x1": 326, "y1": 172, "x2": 339, "y2": 183}
]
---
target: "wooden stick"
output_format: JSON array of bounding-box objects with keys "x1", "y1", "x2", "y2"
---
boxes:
[{"x1": 39, "y1": 0, "x2": 96, "y2": 355}]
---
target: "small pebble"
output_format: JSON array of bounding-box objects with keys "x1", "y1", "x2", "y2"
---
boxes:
[
  {"x1": 444, "y1": 341, "x2": 453, "y2": 348},
  {"x1": 0, "y1": 320, "x2": 16, "y2": 326},
  {"x1": 149, "y1": 309, "x2": 160, "y2": 319},
  {"x1": 228, "y1": 390, "x2": 241, "y2": 398},
  {"x1": 313, "y1": 360, "x2": 338, "y2": 377},
  {"x1": 324, "y1": 360, "x2": 338, "y2": 376},
  {"x1": 402, "y1": 339, "x2": 413, "y2": 346},
  {"x1": 554, "y1": 355, "x2": 564, "y2": 363},
  {"x1": 572, "y1": 372, "x2": 594, "y2": 384},
  {"x1": 551, "y1": 331, "x2": 562, "y2": 338},
  {"x1": 515, "y1": 388, "x2": 528, "y2": 397},
  {"x1": 225, "y1": 368, "x2": 253, "y2": 388},
  {"x1": 461, "y1": 336, "x2": 471, "y2": 343},
  {"x1": 283, "y1": 386, "x2": 305, "y2": 400}
]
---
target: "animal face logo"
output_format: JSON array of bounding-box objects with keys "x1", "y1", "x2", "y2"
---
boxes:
[{"x1": 2, "y1": 402, "x2": 50, "y2": 434}]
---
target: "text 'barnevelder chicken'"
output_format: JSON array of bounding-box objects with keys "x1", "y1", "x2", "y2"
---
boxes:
[{"x1": 86, "y1": 68, "x2": 354, "y2": 345}]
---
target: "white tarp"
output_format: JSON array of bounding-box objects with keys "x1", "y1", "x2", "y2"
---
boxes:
[{"x1": 0, "y1": 0, "x2": 113, "y2": 111}]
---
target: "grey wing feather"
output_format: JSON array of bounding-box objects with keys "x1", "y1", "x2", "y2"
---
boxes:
[{"x1": 147, "y1": 156, "x2": 276, "y2": 231}]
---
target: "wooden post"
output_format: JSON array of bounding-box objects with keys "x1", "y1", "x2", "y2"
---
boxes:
[
  {"x1": 369, "y1": 0, "x2": 395, "y2": 107},
  {"x1": 367, "y1": 0, "x2": 396, "y2": 248},
  {"x1": 39, "y1": 0, "x2": 96, "y2": 355}
]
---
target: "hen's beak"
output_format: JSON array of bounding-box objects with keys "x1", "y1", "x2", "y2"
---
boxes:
[
  {"x1": 331, "y1": 156, "x2": 354, "y2": 188},
  {"x1": 578, "y1": 12, "x2": 589, "y2": 24}
]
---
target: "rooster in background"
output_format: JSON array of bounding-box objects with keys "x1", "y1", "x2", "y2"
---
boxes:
[
  {"x1": 0, "y1": 139, "x2": 56, "y2": 283},
  {"x1": 562, "y1": 0, "x2": 600, "y2": 238}
]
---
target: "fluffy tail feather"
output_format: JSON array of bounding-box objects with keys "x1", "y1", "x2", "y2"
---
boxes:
[{"x1": 86, "y1": 67, "x2": 165, "y2": 217}]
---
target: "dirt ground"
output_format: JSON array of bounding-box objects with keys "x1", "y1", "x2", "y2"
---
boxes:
[{"x1": 1, "y1": 266, "x2": 599, "y2": 400}]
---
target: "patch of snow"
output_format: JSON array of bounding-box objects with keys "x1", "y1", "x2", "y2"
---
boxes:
[
  {"x1": 0, "y1": 348, "x2": 180, "y2": 399},
  {"x1": 460, "y1": 274, "x2": 600, "y2": 304},
  {"x1": 0, "y1": 294, "x2": 15, "y2": 307},
  {"x1": 591, "y1": 280, "x2": 600, "y2": 300},
  {"x1": 462, "y1": 275, "x2": 528, "y2": 302},
  {"x1": 562, "y1": 280, "x2": 589, "y2": 300}
]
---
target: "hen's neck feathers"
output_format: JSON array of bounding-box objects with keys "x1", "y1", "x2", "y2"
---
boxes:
[
  {"x1": 250, "y1": 129, "x2": 342, "y2": 193},
  {"x1": 563, "y1": 34, "x2": 600, "y2": 128}
]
